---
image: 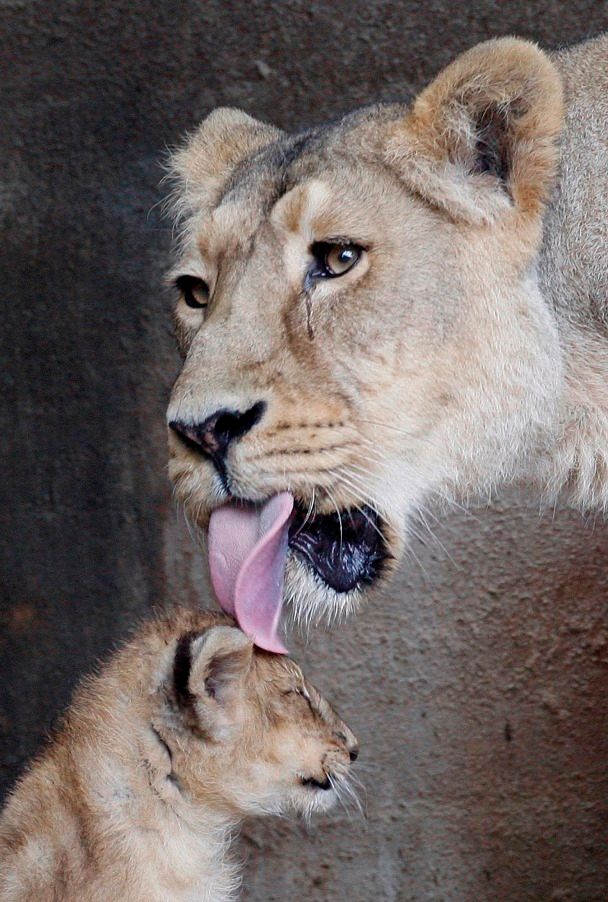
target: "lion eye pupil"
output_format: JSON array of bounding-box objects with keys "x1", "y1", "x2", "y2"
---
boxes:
[
  {"x1": 326, "y1": 244, "x2": 360, "y2": 275},
  {"x1": 310, "y1": 242, "x2": 362, "y2": 281},
  {"x1": 176, "y1": 275, "x2": 209, "y2": 310}
]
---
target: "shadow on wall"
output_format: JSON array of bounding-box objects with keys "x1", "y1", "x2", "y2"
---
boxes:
[{"x1": 2, "y1": 1, "x2": 608, "y2": 900}]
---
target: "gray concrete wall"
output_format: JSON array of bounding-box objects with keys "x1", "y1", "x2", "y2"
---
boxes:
[{"x1": 2, "y1": 2, "x2": 608, "y2": 899}]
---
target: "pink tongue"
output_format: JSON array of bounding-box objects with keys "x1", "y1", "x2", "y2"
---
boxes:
[{"x1": 208, "y1": 492, "x2": 294, "y2": 654}]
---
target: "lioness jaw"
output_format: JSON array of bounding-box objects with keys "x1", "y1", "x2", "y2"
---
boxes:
[{"x1": 164, "y1": 35, "x2": 607, "y2": 626}]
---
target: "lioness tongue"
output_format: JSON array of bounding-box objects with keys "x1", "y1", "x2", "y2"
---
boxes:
[{"x1": 208, "y1": 492, "x2": 294, "y2": 654}]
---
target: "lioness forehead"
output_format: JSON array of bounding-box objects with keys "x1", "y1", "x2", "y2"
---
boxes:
[
  {"x1": 219, "y1": 101, "x2": 406, "y2": 210},
  {"x1": 183, "y1": 103, "x2": 409, "y2": 263}
]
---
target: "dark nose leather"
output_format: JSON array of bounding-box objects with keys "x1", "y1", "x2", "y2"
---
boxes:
[
  {"x1": 334, "y1": 730, "x2": 359, "y2": 762},
  {"x1": 169, "y1": 401, "x2": 266, "y2": 460}
]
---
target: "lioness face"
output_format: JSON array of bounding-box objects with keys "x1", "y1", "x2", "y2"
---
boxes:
[{"x1": 166, "y1": 39, "x2": 564, "y2": 635}]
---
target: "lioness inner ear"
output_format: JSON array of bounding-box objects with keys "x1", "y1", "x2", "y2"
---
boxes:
[
  {"x1": 168, "y1": 107, "x2": 283, "y2": 218},
  {"x1": 385, "y1": 38, "x2": 564, "y2": 225},
  {"x1": 187, "y1": 626, "x2": 254, "y2": 707}
]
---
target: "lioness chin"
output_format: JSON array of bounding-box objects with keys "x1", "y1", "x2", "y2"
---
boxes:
[
  {"x1": 165, "y1": 35, "x2": 608, "y2": 648},
  {"x1": 0, "y1": 609, "x2": 357, "y2": 902}
]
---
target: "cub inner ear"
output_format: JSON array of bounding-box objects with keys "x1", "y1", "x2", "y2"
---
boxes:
[
  {"x1": 386, "y1": 38, "x2": 564, "y2": 225},
  {"x1": 186, "y1": 626, "x2": 254, "y2": 708},
  {"x1": 168, "y1": 107, "x2": 283, "y2": 218}
]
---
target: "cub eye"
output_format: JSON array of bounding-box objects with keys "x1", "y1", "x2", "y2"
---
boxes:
[
  {"x1": 175, "y1": 275, "x2": 210, "y2": 310},
  {"x1": 310, "y1": 242, "x2": 362, "y2": 280},
  {"x1": 283, "y1": 686, "x2": 306, "y2": 699}
]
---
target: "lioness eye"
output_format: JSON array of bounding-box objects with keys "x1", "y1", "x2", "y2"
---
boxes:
[
  {"x1": 175, "y1": 275, "x2": 209, "y2": 309},
  {"x1": 310, "y1": 242, "x2": 362, "y2": 279}
]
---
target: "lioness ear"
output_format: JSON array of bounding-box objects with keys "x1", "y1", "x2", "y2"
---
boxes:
[
  {"x1": 385, "y1": 38, "x2": 564, "y2": 225},
  {"x1": 174, "y1": 627, "x2": 253, "y2": 713},
  {"x1": 169, "y1": 107, "x2": 283, "y2": 217}
]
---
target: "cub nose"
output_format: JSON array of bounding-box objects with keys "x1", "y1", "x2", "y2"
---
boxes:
[
  {"x1": 169, "y1": 401, "x2": 266, "y2": 461},
  {"x1": 334, "y1": 729, "x2": 359, "y2": 762}
]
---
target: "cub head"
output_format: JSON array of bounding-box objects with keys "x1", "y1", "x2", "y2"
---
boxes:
[
  {"x1": 165, "y1": 38, "x2": 565, "y2": 637},
  {"x1": 152, "y1": 618, "x2": 358, "y2": 819}
]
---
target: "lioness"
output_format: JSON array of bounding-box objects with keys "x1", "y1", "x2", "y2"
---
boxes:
[
  {"x1": 165, "y1": 36, "x2": 608, "y2": 647},
  {"x1": 0, "y1": 609, "x2": 357, "y2": 902}
]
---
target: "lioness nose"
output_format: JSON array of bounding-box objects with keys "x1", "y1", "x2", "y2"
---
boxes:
[{"x1": 169, "y1": 401, "x2": 266, "y2": 460}]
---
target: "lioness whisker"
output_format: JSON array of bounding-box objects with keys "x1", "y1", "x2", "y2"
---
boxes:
[
  {"x1": 289, "y1": 490, "x2": 318, "y2": 543},
  {"x1": 323, "y1": 485, "x2": 344, "y2": 555},
  {"x1": 414, "y1": 506, "x2": 456, "y2": 565},
  {"x1": 332, "y1": 467, "x2": 384, "y2": 516},
  {"x1": 332, "y1": 471, "x2": 386, "y2": 541},
  {"x1": 358, "y1": 418, "x2": 443, "y2": 452},
  {"x1": 247, "y1": 443, "x2": 357, "y2": 460}
]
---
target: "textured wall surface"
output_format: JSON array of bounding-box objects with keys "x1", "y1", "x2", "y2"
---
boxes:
[{"x1": 2, "y1": 2, "x2": 608, "y2": 899}]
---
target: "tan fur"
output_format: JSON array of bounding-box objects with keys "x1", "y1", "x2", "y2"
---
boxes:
[
  {"x1": 387, "y1": 38, "x2": 564, "y2": 223},
  {"x1": 0, "y1": 609, "x2": 357, "y2": 901},
  {"x1": 164, "y1": 36, "x2": 608, "y2": 620}
]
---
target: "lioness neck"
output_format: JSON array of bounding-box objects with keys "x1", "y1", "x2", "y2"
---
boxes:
[
  {"x1": 0, "y1": 665, "x2": 239, "y2": 902},
  {"x1": 537, "y1": 324, "x2": 608, "y2": 510},
  {"x1": 535, "y1": 36, "x2": 608, "y2": 511}
]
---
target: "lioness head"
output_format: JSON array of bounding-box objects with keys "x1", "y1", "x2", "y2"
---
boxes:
[
  {"x1": 151, "y1": 613, "x2": 358, "y2": 818},
  {"x1": 165, "y1": 38, "x2": 565, "y2": 641}
]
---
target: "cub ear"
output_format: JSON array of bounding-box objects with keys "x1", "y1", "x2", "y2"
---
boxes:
[
  {"x1": 168, "y1": 107, "x2": 283, "y2": 217},
  {"x1": 174, "y1": 626, "x2": 253, "y2": 715},
  {"x1": 385, "y1": 38, "x2": 564, "y2": 225}
]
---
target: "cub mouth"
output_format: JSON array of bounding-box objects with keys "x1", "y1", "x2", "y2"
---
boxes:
[
  {"x1": 300, "y1": 774, "x2": 332, "y2": 791},
  {"x1": 288, "y1": 504, "x2": 388, "y2": 594}
]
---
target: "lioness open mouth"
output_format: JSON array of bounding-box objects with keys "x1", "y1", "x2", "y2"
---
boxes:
[
  {"x1": 207, "y1": 493, "x2": 388, "y2": 653},
  {"x1": 288, "y1": 503, "x2": 387, "y2": 594}
]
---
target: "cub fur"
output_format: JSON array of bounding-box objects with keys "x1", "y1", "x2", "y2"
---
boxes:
[
  {"x1": 165, "y1": 35, "x2": 608, "y2": 620},
  {"x1": 0, "y1": 608, "x2": 357, "y2": 902}
]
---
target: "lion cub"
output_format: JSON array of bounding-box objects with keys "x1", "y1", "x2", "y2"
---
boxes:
[{"x1": 0, "y1": 608, "x2": 358, "y2": 901}]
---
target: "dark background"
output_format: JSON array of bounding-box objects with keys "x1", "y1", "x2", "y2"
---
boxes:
[{"x1": 2, "y1": 3, "x2": 608, "y2": 899}]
